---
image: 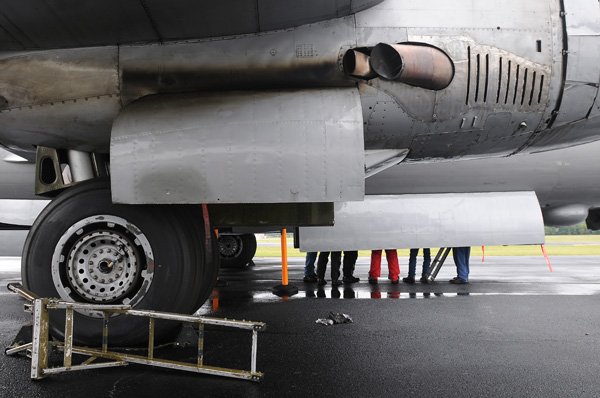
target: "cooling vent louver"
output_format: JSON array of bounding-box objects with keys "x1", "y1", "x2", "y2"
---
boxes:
[{"x1": 466, "y1": 46, "x2": 548, "y2": 109}]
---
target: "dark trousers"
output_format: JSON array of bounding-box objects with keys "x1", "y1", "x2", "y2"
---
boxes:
[
  {"x1": 317, "y1": 251, "x2": 357, "y2": 280},
  {"x1": 408, "y1": 248, "x2": 431, "y2": 277}
]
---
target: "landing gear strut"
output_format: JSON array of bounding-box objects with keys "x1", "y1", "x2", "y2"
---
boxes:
[{"x1": 22, "y1": 179, "x2": 219, "y2": 346}]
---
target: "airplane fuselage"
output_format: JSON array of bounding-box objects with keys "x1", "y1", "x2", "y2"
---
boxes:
[{"x1": 1, "y1": 0, "x2": 600, "y2": 160}]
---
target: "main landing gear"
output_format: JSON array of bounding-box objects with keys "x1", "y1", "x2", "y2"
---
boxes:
[
  {"x1": 218, "y1": 233, "x2": 257, "y2": 269},
  {"x1": 21, "y1": 179, "x2": 219, "y2": 346}
]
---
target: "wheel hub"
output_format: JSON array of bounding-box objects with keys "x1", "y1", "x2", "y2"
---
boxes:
[
  {"x1": 52, "y1": 215, "x2": 155, "y2": 317},
  {"x1": 65, "y1": 230, "x2": 139, "y2": 303},
  {"x1": 219, "y1": 235, "x2": 243, "y2": 258}
]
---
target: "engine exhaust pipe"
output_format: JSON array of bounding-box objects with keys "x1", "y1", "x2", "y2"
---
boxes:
[
  {"x1": 342, "y1": 50, "x2": 377, "y2": 80},
  {"x1": 369, "y1": 43, "x2": 454, "y2": 90}
]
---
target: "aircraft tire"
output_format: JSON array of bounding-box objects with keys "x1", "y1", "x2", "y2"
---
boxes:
[
  {"x1": 22, "y1": 179, "x2": 218, "y2": 346},
  {"x1": 218, "y1": 233, "x2": 257, "y2": 269}
]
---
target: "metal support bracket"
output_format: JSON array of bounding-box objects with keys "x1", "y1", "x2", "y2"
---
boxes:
[
  {"x1": 6, "y1": 283, "x2": 266, "y2": 382},
  {"x1": 424, "y1": 247, "x2": 451, "y2": 282}
]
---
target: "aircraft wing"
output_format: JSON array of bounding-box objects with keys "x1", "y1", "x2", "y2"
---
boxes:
[{"x1": 0, "y1": 0, "x2": 383, "y2": 51}]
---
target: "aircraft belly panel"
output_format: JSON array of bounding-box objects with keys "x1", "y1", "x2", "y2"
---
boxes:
[
  {"x1": 111, "y1": 88, "x2": 365, "y2": 204},
  {"x1": 298, "y1": 192, "x2": 545, "y2": 251}
]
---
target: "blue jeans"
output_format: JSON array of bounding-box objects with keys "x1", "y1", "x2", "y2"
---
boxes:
[
  {"x1": 408, "y1": 248, "x2": 431, "y2": 277},
  {"x1": 304, "y1": 252, "x2": 318, "y2": 277},
  {"x1": 452, "y1": 247, "x2": 471, "y2": 281}
]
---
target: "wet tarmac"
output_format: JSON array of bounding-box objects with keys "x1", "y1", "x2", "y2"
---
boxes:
[{"x1": 2, "y1": 255, "x2": 600, "y2": 397}]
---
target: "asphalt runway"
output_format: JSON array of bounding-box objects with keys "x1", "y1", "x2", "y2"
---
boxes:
[{"x1": 2, "y1": 255, "x2": 600, "y2": 397}]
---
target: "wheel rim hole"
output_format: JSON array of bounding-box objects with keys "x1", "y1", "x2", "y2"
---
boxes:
[
  {"x1": 90, "y1": 285, "x2": 96, "y2": 290},
  {"x1": 83, "y1": 278, "x2": 88, "y2": 283},
  {"x1": 78, "y1": 269, "x2": 84, "y2": 274},
  {"x1": 110, "y1": 287, "x2": 115, "y2": 291},
  {"x1": 119, "y1": 282, "x2": 123, "y2": 286},
  {"x1": 83, "y1": 249, "x2": 89, "y2": 255},
  {"x1": 91, "y1": 243, "x2": 96, "y2": 248},
  {"x1": 78, "y1": 259, "x2": 84, "y2": 264},
  {"x1": 100, "y1": 288, "x2": 105, "y2": 293}
]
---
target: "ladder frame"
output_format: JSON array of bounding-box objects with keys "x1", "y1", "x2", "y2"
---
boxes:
[{"x1": 6, "y1": 283, "x2": 265, "y2": 382}]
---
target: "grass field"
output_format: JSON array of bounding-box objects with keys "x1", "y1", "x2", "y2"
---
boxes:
[{"x1": 255, "y1": 235, "x2": 600, "y2": 257}]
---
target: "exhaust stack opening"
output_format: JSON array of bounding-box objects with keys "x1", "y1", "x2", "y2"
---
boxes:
[
  {"x1": 343, "y1": 50, "x2": 377, "y2": 80},
  {"x1": 370, "y1": 43, "x2": 454, "y2": 90}
]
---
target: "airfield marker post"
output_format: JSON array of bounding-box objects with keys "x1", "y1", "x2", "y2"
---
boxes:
[
  {"x1": 272, "y1": 228, "x2": 299, "y2": 297},
  {"x1": 281, "y1": 228, "x2": 289, "y2": 285}
]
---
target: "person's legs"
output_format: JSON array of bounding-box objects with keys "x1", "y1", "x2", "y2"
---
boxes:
[
  {"x1": 422, "y1": 248, "x2": 431, "y2": 277},
  {"x1": 342, "y1": 251, "x2": 358, "y2": 277},
  {"x1": 342, "y1": 251, "x2": 359, "y2": 283},
  {"x1": 408, "y1": 248, "x2": 418, "y2": 277},
  {"x1": 330, "y1": 251, "x2": 342, "y2": 282},
  {"x1": 452, "y1": 247, "x2": 471, "y2": 282},
  {"x1": 316, "y1": 252, "x2": 330, "y2": 281},
  {"x1": 369, "y1": 250, "x2": 382, "y2": 279},
  {"x1": 304, "y1": 252, "x2": 317, "y2": 277},
  {"x1": 385, "y1": 249, "x2": 400, "y2": 282}
]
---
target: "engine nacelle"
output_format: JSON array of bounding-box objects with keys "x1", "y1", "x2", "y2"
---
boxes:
[{"x1": 542, "y1": 204, "x2": 590, "y2": 227}]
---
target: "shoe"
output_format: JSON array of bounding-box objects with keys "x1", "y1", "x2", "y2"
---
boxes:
[
  {"x1": 402, "y1": 276, "x2": 415, "y2": 284},
  {"x1": 343, "y1": 276, "x2": 360, "y2": 284},
  {"x1": 420, "y1": 277, "x2": 430, "y2": 284},
  {"x1": 449, "y1": 278, "x2": 468, "y2": 284},
  {"x1": 391, "y1": 279, "x2": 399, "y2": 285},
  {"x1": 332, "y1": 279, "x2": 343, "y2": 286},
  {"x1": 368, "y1": 278, "x2": 378, "y2": 284},
  {"x1": 303, "y1": 275, "x2": 318, "y2": 283},
  {"x1": 317, "y1": 278, "x2": 327, "y2": 286}
]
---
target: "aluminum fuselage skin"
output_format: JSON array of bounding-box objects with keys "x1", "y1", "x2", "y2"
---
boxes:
[{"x1": 0, "y1": 0, "x2": 599, "y2": 159}]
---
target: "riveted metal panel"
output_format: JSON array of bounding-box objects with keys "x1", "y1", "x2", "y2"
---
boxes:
[
  {"x1": 355, "y1": 0, "x2": 552, "y2": 31},
  {"x1": 563, "y1": 0, "x2": 600, "y2": 36},
  {"x1": 298, "y1": 192, "x2": 545, "y2": 251},
  {"x1": 554, "y1": 0, "x2": 600, "y2": 126},
  {"x1": 111, "y1": 89, "x2": 364, "y2": 204}
]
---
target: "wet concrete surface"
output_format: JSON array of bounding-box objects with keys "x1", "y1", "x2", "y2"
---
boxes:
[{"x1": 2, "y1": 256, "x2": 600, "y2": 397}]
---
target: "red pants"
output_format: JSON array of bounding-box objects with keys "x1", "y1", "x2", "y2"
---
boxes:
[{"x1": 369, "y1": 250, "x2": 400, "y2": 281}]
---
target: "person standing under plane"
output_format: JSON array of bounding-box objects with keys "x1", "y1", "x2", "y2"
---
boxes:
[
  {"x1": 316, "y1": 251, "x2": 360, "y2": 286},
  {"x1": 317, "y1": 252, "x2": 341, "y2": 286},
  {"x1": 368, "y1": 249, "x2": 400, "y2": 284},
  {"x1": 303, "y1": 252, "x2": 318, "y2": 283},
  {"x1": 403, "y1": 248, "x2": 431, "y2": 284},
  {"x1": 342, "y1": 251, "x2": 360, "y2": 284},
  {"x1": 450, "y1": 247, "x2": 471, "y2": 284}
]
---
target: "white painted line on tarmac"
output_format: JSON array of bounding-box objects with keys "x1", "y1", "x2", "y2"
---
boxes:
[{"x1": 0, "y1": 257, "x2": 21, "y2": 272}]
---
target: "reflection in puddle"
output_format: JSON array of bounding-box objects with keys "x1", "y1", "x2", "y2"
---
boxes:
[
  {"x1": 205, "y1": 283, "x2": 600, "y2": 308},
  {"x1": 199, "y1": 283, "x2": 600, "y2": 313}
]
